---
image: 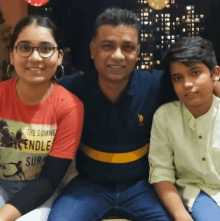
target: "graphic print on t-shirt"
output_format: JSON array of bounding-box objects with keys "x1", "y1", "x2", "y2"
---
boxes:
[
  {"x1": 0, "y1": 119, "x2": 57, "y2": 181},
  {"x1": 1, "y1": 160, "x2": 25, "y2": 180},
  {"x1": 0, "y1": 120, "x2": 26, "y2": 149}
]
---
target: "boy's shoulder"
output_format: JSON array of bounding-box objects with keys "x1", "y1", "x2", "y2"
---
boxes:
[{"x1": 155, "y1": 100, "x2": 182, "y2": 117}]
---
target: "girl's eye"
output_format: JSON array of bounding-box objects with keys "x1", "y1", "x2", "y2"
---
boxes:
[
  {"x1": 40, "y1": 46, "x2": 53, "y2": 53},
  {"x1": 18, "y1": 45, "x2": 31, "y2": 52}
]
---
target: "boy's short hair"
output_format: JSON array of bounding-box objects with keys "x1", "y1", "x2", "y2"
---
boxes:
[
  {"x1": 91, "y1": 7, "x2": 140, "y2": 42},
  {"x1": 162, "y1": 36, "x2": 217, "y2": 75}
]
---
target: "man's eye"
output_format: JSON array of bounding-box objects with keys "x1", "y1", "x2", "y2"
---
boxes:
[
  {"x1": 123, "y1": 45, "x2": 135, "y2": 52},
  {"x1": 102, "y1": 44, "x2": 113, "y2": 50}
]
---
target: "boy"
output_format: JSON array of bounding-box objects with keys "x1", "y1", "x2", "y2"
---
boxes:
[{"x1": 148, "y1": 36, "x2": 220, "y2": 221}]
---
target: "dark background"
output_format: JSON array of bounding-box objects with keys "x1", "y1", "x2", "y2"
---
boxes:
[{"x1": 28, "y1": 0, "x2": 220, "y2": 73}]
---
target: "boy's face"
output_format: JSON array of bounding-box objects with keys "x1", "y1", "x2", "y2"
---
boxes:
[{"x1": 170, "y1": 61, "x2": 220, "y2": 114}]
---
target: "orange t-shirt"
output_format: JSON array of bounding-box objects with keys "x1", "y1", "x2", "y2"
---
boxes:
[{"x1": 0, "y1": 79, "x2": 83, "y2": 181}]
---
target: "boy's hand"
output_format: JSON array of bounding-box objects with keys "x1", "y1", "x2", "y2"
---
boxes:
[
  {"x1": 153, "y1": 181, "x2": 194, "y2": 221},
  {"x1": 174, "y1": 212, "x2": 194, "y2": 221}
]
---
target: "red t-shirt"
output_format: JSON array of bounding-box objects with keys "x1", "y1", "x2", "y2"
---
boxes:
[{"x1": 0, "y1": 79, "x2": 83, "y2": 181}]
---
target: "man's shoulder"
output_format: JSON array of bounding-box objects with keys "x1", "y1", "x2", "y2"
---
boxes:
[
  {"x1": 133, "y1": 69, "x2": 165, "y2": 85},
  {"x1": 133, "y1": 68, "x2": 164, "y2": 78},
  {"x1": 57, "y1": 71, "x2": 88, "y2": 85},
  {"x1": 132, "y1": 69, "x2": 165, "y2": 94},
  {"x1": 57, "y1": 71, "x2": 95, "y2": 94}
]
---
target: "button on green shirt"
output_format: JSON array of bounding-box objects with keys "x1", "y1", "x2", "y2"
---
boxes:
[{"x1": 149, "y1": 95, "x2": 220, "y2": 211}]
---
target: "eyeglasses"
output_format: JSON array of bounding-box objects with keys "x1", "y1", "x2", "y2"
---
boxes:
[{"x1": 14, "y1": 44, "x2": 58, "y2": 58}]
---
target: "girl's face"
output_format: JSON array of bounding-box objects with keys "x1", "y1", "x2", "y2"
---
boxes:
[{"x1": 10, "y1": 24, "x2": 63, "y2": 85}]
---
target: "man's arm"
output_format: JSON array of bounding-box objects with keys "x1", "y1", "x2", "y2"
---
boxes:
[{"x1": 154, "y1": 181, "x2": 193, "y2": 221}]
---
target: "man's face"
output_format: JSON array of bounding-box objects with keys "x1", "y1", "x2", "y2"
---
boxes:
[
  {"x1": 170, "y1": 61, "x2": 219, "y2": 113},
  {"x1": 90, "y1": 25, "x2": 139, "y2": 84}
]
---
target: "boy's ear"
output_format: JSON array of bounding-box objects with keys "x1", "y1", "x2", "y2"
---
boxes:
[{"x1": 213, "y1": 66, "x2": 220, "y2": 81}]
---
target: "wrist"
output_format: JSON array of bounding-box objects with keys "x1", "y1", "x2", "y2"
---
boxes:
[
  {"x1": 0, "y1": 204, "x2": 21, "y2": 221},
  {"x1": 173, "y1": 210, "x2": 192, "y2": 221},
  {"x1": 173, "y1": 208, "x2": 189, "y2": 219}
]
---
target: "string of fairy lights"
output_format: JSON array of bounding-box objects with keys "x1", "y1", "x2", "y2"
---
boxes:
[{"x1": 23, "y1": 0, "x2": 169, "y2": 10}]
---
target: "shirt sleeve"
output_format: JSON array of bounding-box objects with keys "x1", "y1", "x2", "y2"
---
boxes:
[
  {"x1": 49, "y1": 92, "x2": 84, "y2": 159},
  {"x1": 148, "y1": 106, "x2": 176, "y2": 184},
  {"x1": 7, "y1": 155, "x2": 72, "y2": 215}
]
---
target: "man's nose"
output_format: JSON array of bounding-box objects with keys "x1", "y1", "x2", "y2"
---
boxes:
[{"x1": 112, "y1": 47, "x2": 125, "y2": 60}]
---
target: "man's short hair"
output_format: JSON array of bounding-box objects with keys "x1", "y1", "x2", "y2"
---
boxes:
[
  {"x1": 92, "y1": 8, "x2": 140, "y2": 42},
  {"x1": 162, "y1": 36, "x2": 217, "y2": 75}
]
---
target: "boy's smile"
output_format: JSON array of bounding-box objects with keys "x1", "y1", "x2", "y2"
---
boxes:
[{"x1": 170, "y1": 61, "x2": 220, "y2": 118}]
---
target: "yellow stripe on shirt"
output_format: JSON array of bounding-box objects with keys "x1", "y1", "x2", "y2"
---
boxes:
[{"x1": 79, "y1": 143, "x2": 149, "y2": 163}]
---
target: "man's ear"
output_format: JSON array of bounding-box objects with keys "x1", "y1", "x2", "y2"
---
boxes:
[
  {"x1": 136, "y1": 44, "x2": 140, "y2": 61},
  {"x1": 213, "y1": 65, "x2": 220, "y2": 81},
  {"x1": 90, "y1": 40, "x2": 96, "y2": 60}
]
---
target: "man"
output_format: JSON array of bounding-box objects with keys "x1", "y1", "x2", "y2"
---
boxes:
[{"x1": 48, "y1": 8, "x2": 174, "y2": 221}]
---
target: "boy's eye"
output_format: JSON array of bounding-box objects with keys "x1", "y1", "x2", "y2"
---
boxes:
[
  {"x1": 172, "y1": 76, "x2": 182, "y2": 82},
  {"x1": 192, "y1": 71, "x2": 200, "y2": 76}
]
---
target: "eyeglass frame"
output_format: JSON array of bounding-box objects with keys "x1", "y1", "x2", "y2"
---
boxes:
[{"x1": 14, "y1": 45, "x2": 59, "y2": 58}]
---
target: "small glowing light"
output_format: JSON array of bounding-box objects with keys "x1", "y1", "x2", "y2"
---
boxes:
[
  {"x1": 24, "y1": 0, "x2": 49, "y2": 7},
  {"x1": 186, "y1": 6, "x2": 191, "y2": 10},
  {"x1": 148, "y1": 0, "x2": 168, "y2": 10}
]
